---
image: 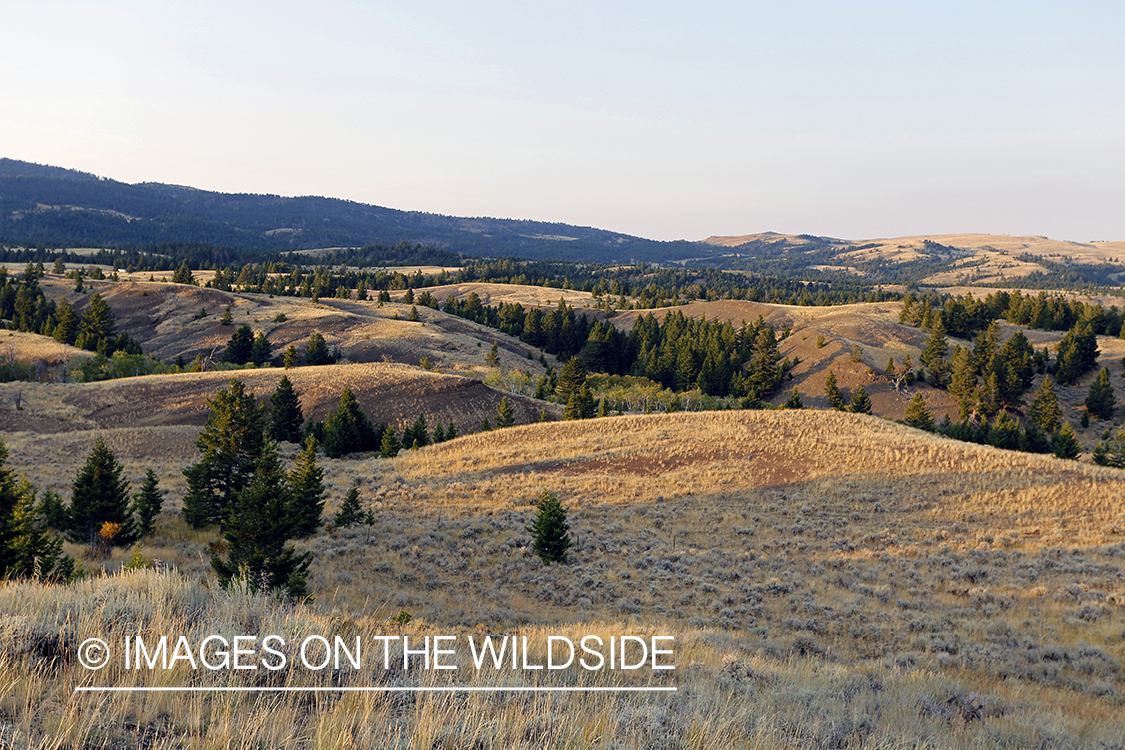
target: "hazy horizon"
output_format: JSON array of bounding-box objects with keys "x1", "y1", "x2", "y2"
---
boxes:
[{"x1": 3, "y1": 1, "x2": 1123, "y2": 244}]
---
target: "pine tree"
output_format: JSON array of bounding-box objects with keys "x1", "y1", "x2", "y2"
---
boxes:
[
  {"x1": 182, "y1": 379, "x2": 266, "y2": 529},
  {"x1": 971, "y1": 321, "x2": 1000, "y2": 374},
  {"x1": 250, "y1": 331, "x2": 272, "y2": 366},
  {"x1": 52, "y1": 299, "x2": 78, "y2": 345},
  {"x1": 904, "y1": 393, "x2": 935, "y2": 431},
  {"x1": 528, "y1": 490, "x2": 572, "y2": 565},
  {"x1": 432, "y1": 422, "x2": 446, "y2": 443},
  {"x1": 402, "y1": 414, "x2": 430, "y2": 449},
  {"x1": 948, "y1": 345, "x2": 978, "y2": 420},
  {"x1": 0, "y1": 440, "x2": 24, "y2": 578},
  {"x1": 1092, "y1": 428, "x2": 1125, "y2": 468},
  {"x1": 445, "y1": 421, "x2": 458, "y2": 440},
  {"x1": 69, "y1": 437, "x2": 135, "y2": 547},
  {"x1": 848, "y1": 386, "x2": 872, "y2": 414},
  {"x1": 268, "y1": 376, "x2": 305, "y2": 444},
  {"x1": 288, "y1": 437, "x2": 325, "y2": 538},
  {"x1": 335, "y1": 482, "x2": 365, "y2": 527},
  {"x1": 496, "y1": 397, "x2": 515, "y2": 428},
  {"x1": 978, "y1": 372, "x2": 1001, "y2": 418},
  {"x1": 321, "y1": 388, "x2": 377, "y2": 458},
  {"x1": 222, "y1": 325, "x2": 254, "y2": 364},
  {"x1": 555, "y1": 356, "x2": 587, "y2": 403},
  {"x1": 7, "y1": 479, "x2": 74, "y2": 582},
  {"x1": 171, "y1": 262, "x2": 196, "y2": 285},
  {"x1": 986, "y1": 412, "x2": 1021, "y2": 450},
  {"x1": 380, "y1": 428, "x2": 401, "y2": 458},
  {"x1": 1029, "y1": 378, "x2": 1062, "y2": 434},
  {"x1": 220, "y1": 306, "x2": 233, "y2": 325},
  {"x1": 131, "y1": 469, "x2": 163, "y2": 538},
  {"x1": 211, "y1": 442, "x2": 309, "y2": 599},
  {"x1": 305, "y1": 332, "x2": 332, "y2": 366},
  {"x1": 784, "y1": 388, "x2": 803, "y2": 409},
  {"x1": 824, "y1": 371, "x2": 845, "y2": 410},
  {"x1": 76, "y1": 293, "x2": 117, "y2": 351},
  {"x1": 1052, "y1": 422, "x2": 1081, "y2": 459},
  {"x1": 37, "y1": 489, "x2": 68, "y2": 531},
  {"x1": 920, "y1": 319, "x2": 950, "y2": 386},
  {"x1": 564, "y1": 382, "x2": 596, "y2": 420},
  {"x1": 283, "y1": 345, "x2": 299, "y2": 369},
  {"x1": 747, "y1": 326, "x2": 783, "y2": 398},
  {"x1": 1085, "y1": 368, "x2": 1116, "y2": 420}
]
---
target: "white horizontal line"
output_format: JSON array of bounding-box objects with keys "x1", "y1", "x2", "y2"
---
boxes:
[{"x1": 75, "y1": 686, "x2": 677, "y2": 693}]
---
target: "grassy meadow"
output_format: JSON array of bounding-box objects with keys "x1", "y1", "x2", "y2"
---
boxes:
[{"x1": 3, "y1": 409, "x2": 1125, "y2": 748}]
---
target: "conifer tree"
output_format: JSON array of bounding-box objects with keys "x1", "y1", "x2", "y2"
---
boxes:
[
  {"x1": 283, "y1": 345, "x2": 299, "y2": 369},
  {"x1": 288, "y1": 437, "x2": 325, "y2": 538},
  {"x1": 848, "y1": 386, "x2": 872, "y2": 414},
  {"x1": 380, "y1": 427, "x2": 401, "y2": 458},
  {"x1": 76, "y1": 293, "x2": 116, "y2": 351},
  {"x1": 402, "y1": 414, "x2": 430, "y2": 449},
  {"x1": 1092, "y1": 428, "x2": 1125, "y2": 468},
  {"x1": 948, "y1": 345, "x2": 978, "y2": 420},
  {"x1": 211, "y1": 442, "x2": 309, "y2": 599},
  {"x1": 268, "y1": 376, "x2": 305, "y2": 444},
  {"x1": 0, "y1": 440, "x2": 24, "y2": 578},
  {"x1": 920, "y1": 319, "x2": 950, "y2": 386},
  {"x1": 1019, "y1": 420, "x2": 1052, "y2": 454},
  {"x1": 220, "y1": 306, "x2": 233, "y2": 325},
  {"x1": 444, "y1": 421, "x2": 458, "y2": 440},
  {"x1": 1054, "y1": 323, "x2": 1099, "y2": 386},
  {"x1": 7, "y1": 479, "x2": 74, "y2": 582},
  {"x1": 321, "y1": 387, "x2": 378, "y2": 458},
  {"x1": 528, "y1": 490, "x2": 571, "y2": 565},
  {"x1": 52, "y1": 299, "x2": 78, "y2": 345},
  {"x1": 335, "y1": 482, "x2": 365, "y2": 527},
  {"x1": 986, "y1": 412, "x2": 1021, "y2": 450},
  {"x1": 784, "y1": 387, "x2": 803, "y2": 409},
  {"x1": 131, "y1": 469, "x2": 163, "y2": 538},
  {"x1": 432, "y1": 422, "x2": 446, "y2": 443},
  {"x1": 69, "y1": 437, "x2": 135, "y2": 546},
  {"x1": 555, "y1": 356, "x2": 587, "y2": 404},
  {"x1": 305, "y1": 332, "x2": 332, "y2": 366},
  {"x1": 1085, "y1": 368, "x2": 1116, "y2": 420},
  {"x1": 1029, "y1": 378, "x2": 1062, "y2": 433},
  {"x1": 971, "y1": 321, "x2": 1000, "y2": 375},
  {"x1": 564, "y1": 382, "x2": 596, "y2": 420},
  {"x1": 747, "y1": 326, "x2": 783, "y2": 398},
  {"x1": 171, "y1": 261, "x2": 196, "y2": 285},
  {"x1": 182, "y1": 379, "x2": 265, "y2": 528},
  {"x1": 222, "y1": 325, "x2": 254, "y2": 364},
  {"x1": 978, "y1": 372, "x2": 1001, "y2": 418},
  {"x1": 824, "y1": 371, "x2": 845, "y2": 410},
  {"x1": 37, "y1": 489, "x2": 68, "y2": 531},
  {"x1": 904, "y1": 393, "x2": 935, "y2": 431},
  {"x1": 250, "y1": 331, "x2": 272, "y2": 366},
  {"x1": 1052, "y1": 422, "x2": 1081, "y2": 459},
  {"x1": 496, "y1": 397, "x2": 516, "y2": 428}
]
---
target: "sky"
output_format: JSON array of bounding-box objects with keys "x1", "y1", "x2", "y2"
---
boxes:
[{"x1": 2, "y1": 1, "x2": 1123, "y2": 243}]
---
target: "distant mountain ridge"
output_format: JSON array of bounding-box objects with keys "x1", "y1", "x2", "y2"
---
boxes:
[{"x1": 0, "y1": 158, "x2": 707, "y2": 263}]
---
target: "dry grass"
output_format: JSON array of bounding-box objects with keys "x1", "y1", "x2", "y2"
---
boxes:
[
  {"x1": 3, "y1": 564, "x2": 1123, "y2": 749},
  {"x1": 0, "y1": 331, "x2": 93, "y2": 366},
  {"x1": 4, "y1": 407, "x2": 1125, "y2": 747}
]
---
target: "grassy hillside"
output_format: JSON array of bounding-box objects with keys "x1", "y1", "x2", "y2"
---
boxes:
[{"x1": 2, "y1": 411, "x2": 1124, "y2": 747}]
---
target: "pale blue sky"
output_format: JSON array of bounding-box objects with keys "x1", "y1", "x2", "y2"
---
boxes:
[{"x1": 2, "y1": 1, "x2": 1122, "y2": 242}]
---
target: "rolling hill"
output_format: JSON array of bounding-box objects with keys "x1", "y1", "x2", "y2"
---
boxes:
[{"x1": 0, "y1": 158, "x2": 705, "y2": 263}]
